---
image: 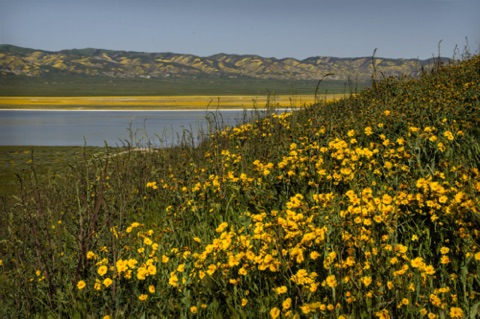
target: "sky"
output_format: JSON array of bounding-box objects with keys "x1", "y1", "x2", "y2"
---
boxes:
[{"x1": 0, "y1": 0, "x2": 479, "y2": 60}]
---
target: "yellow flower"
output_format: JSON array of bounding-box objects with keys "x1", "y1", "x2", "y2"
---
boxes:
[
  {"x1": 98, "y1": 265, "x2": 108, "y2": 276},
  {"x1": 127, "y1": 259, "x2": 138, "y2": 268},
  {"x1": 138, "y1": 294, "x2": 148, "y2": 301},
  {"x1": 207, "y1": 264, "x2": 217, "y2": 276},
  {"x1": 326, "y1": 275, "x2": 337, "y2": 288},
  {"x1": 169, "y1": 273, "x2": 179, "y2": 287},
  {"x1": 137, "y1": 267, "x2": 148, "y2": 280},
  {"x1": 440, "y1": 247, "x2": 450, "y2": 255},
  {"x1": 148, "y1": 285, "x2": 155, "y2": 293},
  {"x1": 116, "y1": 259, "x2": 128, "y2": 273},
  {"x1": 438, "y1": 195, "x2": 448, "y2": 204},
  {"x1": 77, "y1": 280, "x2": 86, "y2": 290},
  {"x1": 103, "y1": 278, "x2": 113, "y2": 287},
  {"x1": 216, "y1": 222, "x2": 228, "y2": 233},
  {"x1": 444, "y1": 131, "x2": 454, "y2": 141},
  {"x1": 143, "y1": 237, "x2": 153, "y2": 246},
  {"x1": 147, "y1": 264, "x2": 157, "y2": 275},
  {"x1": 449, "y1": 307, "x2": 463, "y2": 319},
  {"x1": 241, "y1": 298, "x2": 248, "y2": 307},
  {"x1": 86, "y1": 251, "x2": 96, "y2": 260},
  {"x1": 395, "y1": 244, "x2": 408, "y2": 254},
  {"x1": 361, "y1": 276, "x2": 372, "y2": 287},
  {"x1": 282, "y1": 298, "x2": 292, "y2": 310},
  {"x1": 382, "y1": 194, "x2": 393, "y2": 205},
  {"x1": 275, "y1": 286, "x2": 288, "y2": 294},
  {"x1": 190, "y1": 306, "x2": 198, "y2": 314},
  {"x1": 270, "y1": 307, "x2": 280, "y2": 319},
  {"x1": 238, "y1": 267, "x2": 248, "y2": 276},
  {"x1": 474, "y1": 252, "x2": 480, "y2": 260},
  {"x1": 310, "y1": 251, "x2": 320, "y2": 260},
  {"x1": 437, "y1": 142, "x2": 445, "y2": 152},
  {"x1": 177, "y1": 263, "x2": 185, "y2": 272},
  {"x1": 387, "y1": 281, "x2": 394, "y2": 290},
  {"x1": 375, "y1": 309, "x2": 391, "y2": 319},
  {"x1": 423, "y1": 265, "x2": 436, "y2": 275},
  {"x1": 103, "y1": 316, "x2": 111, "y2": 319},
  {"x1": 411, "y1": 257, "x2": 425, "y2": 268}
]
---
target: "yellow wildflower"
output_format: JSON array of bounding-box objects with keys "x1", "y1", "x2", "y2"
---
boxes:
[
  {"x1": 77, "y1": 280, "x2": 86, "y2": 290},
  {"x1": 270, "y1": 307, "x2": 280, "y2": 319},
  {"x1": 361, "y1": 276, "x2": 372, "y2": 287},
  {"x1": 169, "y1": 273, "x2": 179, "y2": 287},
  {"x1": 449, "y1": 307, "x2": 463, "y2": 319},
  {"x1": 440, "y1": 247, "x2": 450, "y2": 255},
  {"x1": 216, "y1": 222, "x2": 228, "y2": 233},
  {"x1": 282, "y1": 298, "x2": 292, "y2": 310},
  {"x1": 97, "y1": 265, "x2": 108, "y2": 276},
  {"x1": 103, "y1": 278, "x2": 113, "y2": 287},
  {"x1": 326, "y1": 275, "x2": 337, "y2": 288},
  {"x1": 275, "y1": 286, "x2": 288, "y2": 294},
  {"x1": 375, "y1": 309, "x2": 391, "y2": 319}
]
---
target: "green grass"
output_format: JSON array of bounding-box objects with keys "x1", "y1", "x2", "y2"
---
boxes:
[
  {"x1": 0, "y1": 146, "x2": 102, "y2": 199},
  {"x1": 0, "y1": 75, "x2": 361, "y2": 97},
  {"x1": 0, "y1": 56, "x2": 479, "y2": 318}
]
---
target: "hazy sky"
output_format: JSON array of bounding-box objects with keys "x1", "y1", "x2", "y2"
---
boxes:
[{"x1": 1, "y1": 0, "x2": 478, "y2": 59}]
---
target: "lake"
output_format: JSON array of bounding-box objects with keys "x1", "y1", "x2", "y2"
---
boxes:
[{"x1": 0, "y1": 109, "x2": 256, "y2": 147}]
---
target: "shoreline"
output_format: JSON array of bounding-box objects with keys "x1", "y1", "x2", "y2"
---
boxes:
[{"x1": 0, "y1": 94, "x2": 341, "y2": 110}]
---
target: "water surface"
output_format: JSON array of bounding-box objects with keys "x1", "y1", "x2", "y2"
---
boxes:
[{"x1": 0, "y1": 110, "x2": 251, "y2": 147}]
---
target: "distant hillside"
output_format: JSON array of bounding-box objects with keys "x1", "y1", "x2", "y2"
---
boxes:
[{"x1": 0, "y1": 45, "x2": 443, "y2": 82}]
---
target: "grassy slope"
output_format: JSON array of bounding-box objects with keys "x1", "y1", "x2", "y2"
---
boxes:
[
  {"x1": 0, "y1": 146, "x2": 102, "y2": 198},
  {"x1": 1, "y1": 56, "x2": 479, "y2": 318}
]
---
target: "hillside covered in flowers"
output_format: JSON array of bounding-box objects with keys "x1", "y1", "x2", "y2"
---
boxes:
[{"x1": 1, "y1": 55, "x2": 479, "y2": 318}]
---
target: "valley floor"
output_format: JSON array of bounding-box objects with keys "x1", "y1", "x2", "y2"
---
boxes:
[{"x1": 0, "y1": 94, "x2": 343, "y2": 110}]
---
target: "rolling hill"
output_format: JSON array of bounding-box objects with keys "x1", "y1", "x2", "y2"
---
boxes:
[{"x1": 0, "y1": 44, "x2": 442, "y2": 82}]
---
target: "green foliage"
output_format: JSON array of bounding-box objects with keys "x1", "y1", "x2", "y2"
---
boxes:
[{"x1": 1, "y1": 55, "x2": 479, "y2": 318}]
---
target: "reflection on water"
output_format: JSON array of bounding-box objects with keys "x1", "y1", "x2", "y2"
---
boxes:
[{"x1": 0, "y1": 109, "x2": 255, "y2": 147}]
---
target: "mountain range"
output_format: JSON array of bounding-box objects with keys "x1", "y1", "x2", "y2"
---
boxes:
[{"x1": 0, "y1": 44, "x2": 443, "y2": 82}]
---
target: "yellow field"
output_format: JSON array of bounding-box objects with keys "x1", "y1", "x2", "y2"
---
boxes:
[{"x1": 0, "y1": 94, "x2": 343, "y2": 110}]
